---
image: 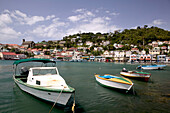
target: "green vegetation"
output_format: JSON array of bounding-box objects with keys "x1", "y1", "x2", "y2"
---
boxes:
[{"x1": 62, "y1": 26, "x2": 170, "y2": 49}]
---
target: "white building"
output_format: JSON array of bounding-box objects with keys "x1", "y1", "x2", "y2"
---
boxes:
[
  {"x1": 86, "y1": 41, "x2": 93, "y2": 47},
  {"x1": 102, "y1": 50, "x2": 112, "y2": 58},
  {"x1": 113, "y1": 51, "x2": 125, "y2": 62},
  {"x1": 71, "y1": 38, "x2": 76, "y2": 42},
  {"x1": 102, "y1": 41, "x2": 110, "y2": 46},
  {"x1": 149, "y1": 47, "x2": 160, "y2": 57}
]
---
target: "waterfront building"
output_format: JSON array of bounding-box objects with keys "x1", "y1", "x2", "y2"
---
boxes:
[
  {"x1": 90, "y1": 56, "x2": 95, "y2": 61},
  {"x1": 113, "y1": 51, "x2": 125, "y2": 62},
  {"x1": 138, "y1": 54, "x2": 151, "y2": 62},
  {"x1": 129, "y1": 54, "x2": 137, "y2": 62},
  {"x1": 149, "y1": 47, "x2": 160, "y2": 57},
  {"x1": 102, "y1": 50, "x2": 112, "y2": 58},
  {"x1": 95, "y1": 56, "x2": 105, "y2": 62},
  {"x1": 131, "y1": 48, "x2": 139, "y2": 54},
  {"x1": 0, "y1": 52, "x2": 17, "y2": 60},
  {"x1": 157, "y1": 55, "x2": 166, "y2": 62},
  {"x1": 34, "y1": 55, "x2": 51, "y2": 59},
  {"x1": 161, "y1": 46, "x2": 168, "y2": 54}
]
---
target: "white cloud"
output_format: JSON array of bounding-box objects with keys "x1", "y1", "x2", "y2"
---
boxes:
[
  {"x1": 105, "y1": 17, "x2": 111, "y2": 20},
  {"x1": 3, "y1": 9, "x2": 10, "y2": 13},
  {"x1": 46, "y1": 15, "x2": 55, "y2": 20},
  {"x1": 74, "y1": 8, "x2": 85, "y2": 13},
  {"x1": 106, "y1": 11, "x2": 110, "y2": 13},
  {"x1": 110, "y1": 12, "x2": 120, "y2": 16},
  {"x1": 68, "y1": 15, "x2": 82, "y2": 22},
  {"x1": 95, "y1": 9, "x2": 99, "y2": 13},
  {"x1": 0, "y1": 9, "x2": 122, "y2": 44},
  {"x1": 68, "y1": 9, "x2": 94, "y2": 22},
  {"x1": 86, "y1": 11, "x2": 94, "y2": 16},
  {"x1": 0, "y1": 10, "x2": 22, "y2": 43},
  {"x1": 31, "y1": 18, "x2": 66, "y2": 39},
  {"x1": 15, "y1": 10, "x2": 27, "y2": 18},
  {"x1": 92, "y1": 17, "x2": 105, "y2": 24},
  {"x1": 152, "y1": 19, "x2": 165, "y2": 25},
  {"x1": 25, "y1": 16, "x2": 44, "y2": 25},
  {"x1": 0, "y1": 26, "x2": 21, "y2": 43},
  {"x1": 0, "y1": 13, "x2": 13, "y2": 26},
  {"x1": 11, "y1": 10, "x2": 45, "y2": 25},
  {"x1": 67, "y1": 17, "x2": 121, "y2": 35}
]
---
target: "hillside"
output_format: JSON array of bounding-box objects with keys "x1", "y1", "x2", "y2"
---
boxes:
[{"x1": 63, "y1": 26, "x2": 170, "y2": 47}]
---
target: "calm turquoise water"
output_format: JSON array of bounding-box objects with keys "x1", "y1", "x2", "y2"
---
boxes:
[{"x1": 0, "y1": 60, "x2": 169, "y2": 113}]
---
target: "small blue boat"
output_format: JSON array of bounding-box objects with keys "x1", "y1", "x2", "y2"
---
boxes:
[{"x1": 137, "y1": 64, "x2": 166, "y2": 70}]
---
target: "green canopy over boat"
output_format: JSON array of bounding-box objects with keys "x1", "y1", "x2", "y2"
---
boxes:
[{"x1": 13, "y1": 58, "x2": 56, "y2": 65}]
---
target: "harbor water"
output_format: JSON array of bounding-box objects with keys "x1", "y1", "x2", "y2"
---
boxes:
[{"x1": 0, "y1": 60, "x2": 169, "y2": 113}]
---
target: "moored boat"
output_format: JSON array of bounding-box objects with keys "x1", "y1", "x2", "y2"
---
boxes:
[
  {"x1": 95, "y1": 74, "x2": 133, "y2": 91},
  {"x1": 120, "y1": 68, "x2": 151, "y2": 81},
  {"x1": 13, "y1": 58, "x2": 75, "y2": 106},
  {"x1": 137, "y1": 64, "x2": 166, "y2": 70}
]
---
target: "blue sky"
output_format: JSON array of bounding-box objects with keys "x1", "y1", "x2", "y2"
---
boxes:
[{"x1": 0, "y1": 0, "x2": 170, "y2": 44}]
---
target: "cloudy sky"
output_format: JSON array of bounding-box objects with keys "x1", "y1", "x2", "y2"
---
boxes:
[{"x1": 0, "y1": 0, "x2": 170, "y2": 44}]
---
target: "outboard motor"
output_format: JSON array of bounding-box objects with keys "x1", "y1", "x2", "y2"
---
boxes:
[{"x1": 21, "y1": 67, "x2": 29, "y2": 75}]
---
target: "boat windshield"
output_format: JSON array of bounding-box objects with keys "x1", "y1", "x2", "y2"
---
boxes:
[{"x1": 33, "y1": 69, "x2": 57, "y2": 76}]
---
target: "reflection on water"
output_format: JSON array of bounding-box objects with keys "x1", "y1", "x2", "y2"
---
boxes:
[{"x1": 0, "y1": 60, "x2": 169, "y2": 113}]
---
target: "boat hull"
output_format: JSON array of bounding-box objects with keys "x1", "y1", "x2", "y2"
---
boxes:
[
  {"x1": 142, "y1": 66, "x2": 163, "y2": 70},
  {"x1": 95, "y1": 76, "x2": 133, "y2": 91},
  {"x1": 120, "y1": 72, "x2": 150, "y2": 81},
  {"x1": 14, "y1": 79, "x2": 72, "y2": 105},
  {"x1": 137, "y1": 65, "x2": 166, "y2": 70}
]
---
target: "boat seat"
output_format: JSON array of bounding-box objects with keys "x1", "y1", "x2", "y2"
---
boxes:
[{"x1": 99, "y1": 75, "x2": 115, "y2": 79}]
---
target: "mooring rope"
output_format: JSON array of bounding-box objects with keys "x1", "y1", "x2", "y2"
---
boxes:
[
  {"x1": 49, "y1": 87, "x2": 64, "y2": 113},
  {"x1": 72, "y1": 92, "x2": 76, "y2": 113},
  {"x1": 133, "y1": 85, "x2": 135, "y2": 95}
]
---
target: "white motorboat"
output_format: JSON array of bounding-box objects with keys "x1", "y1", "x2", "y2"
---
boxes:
[
  {"x1": 13, "y1": 58, "x2": 75, "y2": 106},
  {"x1": 137, "y1": 64, "x2": 166, "y2": 70}
]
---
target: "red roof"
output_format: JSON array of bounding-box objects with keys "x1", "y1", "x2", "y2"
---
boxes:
[
  {"x1": 68, "y1": 48, "x2": 77, "y2": 51},
  {"x1": 57, "y1": 55, "x2": 65, "y2": 58},
  {"x1": 31, "y1": 49, "x2": 38, "y2": 51},
  {"x1": 131, "y1": 48, "x2": 139, "y2": 50},
  {"x1": 6, "y1": 44, "x2": 19, "y2": 46},
  {"x1": 2, "y1": 52, "x2": 17, "y2": 55},
  {"x1": 27, "y1": 48, "x2": 31, "y2": 50},
  {"x1": 20, "y1": 46, "x2": 25, "y2": 49},
  {"x1": 118, "y1": 45, "x2": 124, "y2": 48},
  {"x1": 66, "y1": 55, "x2": 72, "y2": 57}
]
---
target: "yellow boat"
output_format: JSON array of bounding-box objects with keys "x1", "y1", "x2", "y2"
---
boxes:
[{"x1": 95, "y1": 74, "x2": 133, "y2": 91}]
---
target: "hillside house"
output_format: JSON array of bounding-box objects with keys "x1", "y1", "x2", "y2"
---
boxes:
[
  {"x1": 86, "y1": 41, "x2": 93, "y2": 47},
  {"x1": 152, "y1": 41, "x2": 158, "y2": 47},
  {"x1": 21, "y1": 39, "x2": 35, "y2": 48}
]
